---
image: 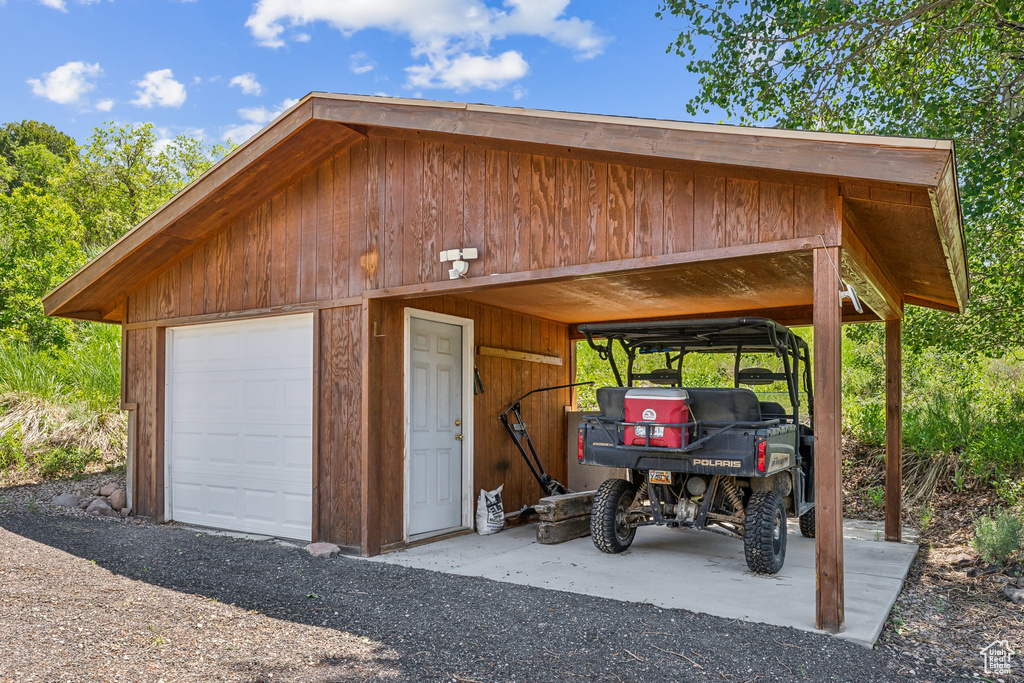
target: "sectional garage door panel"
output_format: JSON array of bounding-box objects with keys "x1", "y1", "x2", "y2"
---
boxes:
[{"x1": 166, "y1": 314, "x2": 314, "y2": 541}]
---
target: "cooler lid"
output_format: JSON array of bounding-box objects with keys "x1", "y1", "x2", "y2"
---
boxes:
[{"x1": 624, "y1": 388, "x2": 689, "y2": 400}]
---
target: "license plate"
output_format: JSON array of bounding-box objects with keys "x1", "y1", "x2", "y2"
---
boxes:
[{"x1": 650, "y1": 470, "x2": 672, "y2": 484}]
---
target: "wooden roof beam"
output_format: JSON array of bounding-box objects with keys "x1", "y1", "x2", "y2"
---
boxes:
[{"x1": 841, "y1": 204, "x2": 904, "y2": 321}]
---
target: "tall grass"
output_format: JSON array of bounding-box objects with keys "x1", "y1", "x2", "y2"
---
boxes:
[{"x1": 0, "y1": 323, "x2": 124, "y2": 483}]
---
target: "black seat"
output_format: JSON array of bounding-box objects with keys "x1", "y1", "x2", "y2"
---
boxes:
[
  {"x1": 683, "y1": 388, "x2": 762, "y2": 423},
  {"x1": 759, "y1": 401, "x2": 788, "y2": 419},
  {"x1": 596, "y1": 387, "x2": 628, "y2": 419}
]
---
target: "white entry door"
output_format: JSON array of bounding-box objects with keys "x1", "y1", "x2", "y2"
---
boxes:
[
  {"x1": 407, "y1": 315, "x2": 467, "y2": 538},
  {"x1": 165, "y1": 314, "x2": 313, "y2": 541}
]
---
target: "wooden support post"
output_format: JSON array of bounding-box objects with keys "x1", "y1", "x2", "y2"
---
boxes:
[
  {"x1": 813, "y1": 247, "x2": 845, "y2": 632},
  {"x1": 885, "y1": 319, "x2": 903, "y2": 542}
]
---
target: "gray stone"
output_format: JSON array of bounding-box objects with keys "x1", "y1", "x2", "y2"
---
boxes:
[
  {"x1": 78, "y1": 499, "x2": 91, "y2": 509},
  {"x1": 109, "y1": 489, "x2": 126, "y2": 511},
  {"x1": 305, "y1": 542, "x2": 341, "y2": 558},
  {"x1": 99, "y1": 483, "x2": 118, "y2": 497},
  {"x1": 119, "y1": 507, "x2": 132, "y2": 518},
  {"x1": 74, "y1": 488, "x2": 88, "y2": 500},
  {"x1": 85, "y1": 499, "x2": 118, "y2": 517},
  {"x1": 1003, "y1": 584, "x2": 1024, "y2": 605},
  {"x1": 51, "y1": 493, "x2": 80, "y2": 508}
]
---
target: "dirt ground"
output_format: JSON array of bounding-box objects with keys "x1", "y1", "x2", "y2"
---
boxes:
[
  {"x1": 843, "y1": 443, "x2": 1024, "y2": 681},
  {"x1": 0, "y1": 476, "x2": 963, "y2": 683}
]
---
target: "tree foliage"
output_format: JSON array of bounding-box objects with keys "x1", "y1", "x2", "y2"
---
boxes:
[
  {"x1": 0, "y1": 120, "x2": 231, "y2": 348},
  {"x1": 657, "y1": 0, "x2": 1024, "y2": 352}
]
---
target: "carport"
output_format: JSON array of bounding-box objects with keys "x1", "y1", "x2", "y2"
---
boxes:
[{"x1": 44, "y1": 94, "x2": 967, "y2": 634}]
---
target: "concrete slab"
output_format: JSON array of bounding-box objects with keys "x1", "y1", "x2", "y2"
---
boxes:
[{"x1": 364, "y1": 518, "x2": 918, "y2": 648}]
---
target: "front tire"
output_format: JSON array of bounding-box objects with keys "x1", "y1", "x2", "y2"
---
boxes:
[
  {"x1": 744, "y1": 490, "x2": 787, "y2": 574},
  {"x1": 799, "y1": 506, "x2": 816, "y2": 538},
  {"x1": 591, "y1": 478, "x2": 637, "y2": 554}
]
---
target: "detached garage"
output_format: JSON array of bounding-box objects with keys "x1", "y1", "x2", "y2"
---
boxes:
[{"x1": 43, "y1": 93, "x2": 967, "y2": 633}]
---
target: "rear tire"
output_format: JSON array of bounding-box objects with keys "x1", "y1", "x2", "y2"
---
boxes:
[
  {"x1": 591, "y1": 478, "x2": 637, "y2": 554},
  {"x1": 744, "y1": 490, "x2": 787, "y2": 574},
  {"x1": 799, "y1": 506, "x2": 816, "y2": 538}
]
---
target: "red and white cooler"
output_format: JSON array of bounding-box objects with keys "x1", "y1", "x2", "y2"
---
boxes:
[{"x1": 624, "y1": 388, "x2": 690, "y2": 448}]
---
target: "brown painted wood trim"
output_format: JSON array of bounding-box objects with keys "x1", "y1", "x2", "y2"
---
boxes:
[
  {"x1": 477, "y1": 346, "x2": 562, "y2": 366},
  {"x1": 152, "y1": 327, "x2": 167, "y2": 523},
  {"x1": 903, "y1": 294, "x2": 959, "y2": 313},
  {"x1": 813, "y1": 246, "x2": 845, "y2": 633},
  {"x1": 119, "y1": 313, "x2": 129, "y2": 408},
  {"x1": 311, "y1": 311, "x2": 321, "y2": 543},
  {"x1": 317, "y1": 297, "x2": 363, "y2": 310},
  {"x1": 123, "y1": 302, "x2": 322, "y2": 330},
  {"x1": 315, "y1": 98, "x2": 951, "y2": 187},
  {"x1": 885, "y1": 319, "x2": 903, "y2": 543},
  {"x1": 368, "y1": 236, "x2": 831, "y2": 300},
  {"x1": 927, "y1": 162, "x2": 968, "y2": 313},
  {"x1": 359, "y1": 299, "x2": 380, "y2": 556}
]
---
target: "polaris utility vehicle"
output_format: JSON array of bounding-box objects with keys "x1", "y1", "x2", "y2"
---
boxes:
[{"x1": 577, "y1": 318, "x2": 816, "y2": 574}]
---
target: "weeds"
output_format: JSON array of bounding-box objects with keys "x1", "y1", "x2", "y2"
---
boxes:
[
  {"x1": 867, "y1": 486, "x2": 885, "y2": 509},
  {"x1": 972, "y1": 509, "x2": 1024, "y2": 565}
]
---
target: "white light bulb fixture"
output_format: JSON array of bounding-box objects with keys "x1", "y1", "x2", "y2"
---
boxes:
[{"x1": 439, "y1": 247, "x2": 479, "y2": 279}]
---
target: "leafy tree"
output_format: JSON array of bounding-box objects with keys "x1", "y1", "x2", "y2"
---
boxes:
[
  {"x1": 656, "y1": 0, "x2": 1024, "y2": 352},
  {"x1": 56, "y1": 122, "x2": 232, "y2": 248},
  {"x1": 0, "y1": 188, "x2": 87, "y2": 348}
]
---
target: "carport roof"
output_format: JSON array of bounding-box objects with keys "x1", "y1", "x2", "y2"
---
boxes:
[{"x1": 43, "y1": 92, "x2": 967, "y2": 324}]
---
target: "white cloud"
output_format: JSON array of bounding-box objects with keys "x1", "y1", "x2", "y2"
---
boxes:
[
  {"x1": 27, "y1": 61, "x2": 102, "y2": 105},
  {"x1": 95, "y1": 98, "x2": 115, "y2": 112},
  {"x1": 38, "y1": 0, "x2": 67, "y2": 10},
  {"x1": 229, "y1": 72, "x2": 263, "y2": 95},
  {"x1": 407, "y1": 50, "x2": 527, "y2": 91},
  {"x1": 222, "y1": 97, "x2": 299, "y2": 142},
  {"x1": 244, "y1": 0, "x2": 606, "y2": 92},
  {"x1": 131, "y1": 69, "x2": 187, "y2": 108},
  {"x1": 293, "y1": 32, "x2": 311, "y2": 42},
  {"x1": 350, "y1": 52, "x2": 375, "y2": 75}
]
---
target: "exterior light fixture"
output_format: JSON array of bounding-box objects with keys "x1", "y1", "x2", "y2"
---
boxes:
[{"x1": 439, "y1": 247, "x2": 479, "y2": 280}]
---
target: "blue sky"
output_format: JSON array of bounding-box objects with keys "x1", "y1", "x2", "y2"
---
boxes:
[{"x1": 0, "y1": 0, "x2": 722, "y2": 147}]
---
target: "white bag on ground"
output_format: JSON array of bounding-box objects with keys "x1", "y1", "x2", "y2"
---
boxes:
[{"x1": 476, "y1": 485, "x2": 505, "y2": 535}]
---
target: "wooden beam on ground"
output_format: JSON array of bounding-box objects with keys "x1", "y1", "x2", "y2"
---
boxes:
[
  {"x1": 477, "y1": 346, "x2": 562, "y2": 366},
  {"x1": 813, "y1": 246, "x2": 845, "y2": 632},
  {"x1": 885, "y1": 320, "x2": 903, "y2": 542},
  {"x1": 841, "y1": 209, "x2": 903, "y2": 321}
]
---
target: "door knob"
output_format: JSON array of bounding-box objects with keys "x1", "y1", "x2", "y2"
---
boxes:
[
  {"x1": 455, "y1": 419, "x2": 461, "y2": 426},
  {"x1": 454, "y1": 434, "x2": 463, "y2": 441}
]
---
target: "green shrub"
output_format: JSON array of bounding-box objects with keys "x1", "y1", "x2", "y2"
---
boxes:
[
  {"x1": 0, "y1": 423, "x2": 24, "y2": 471},
  {"x1": 36, "y1": 446, "x2": 100, "y2": 478},
  {"x1": 972, "y1": 509, "x2": 1024, "y2": 565}
]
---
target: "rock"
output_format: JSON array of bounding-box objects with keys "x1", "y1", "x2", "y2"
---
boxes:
[
  {"x1": 78, "y1": 500, "x2": 90, "y2": 509},
  {"x1": 51, "y1": 493, "x2": 80, "y2": 508},
  {"x1": 99, "y1": 483, "x2": 118, "y2": 497},
  {"x1": 119, "y1": 507, "x2": 132, "y2": 518},
  {"x1": 93, "y1": 488, "x2": 101, "y2": 496},
  {"x1": 949, "y1": 552, "x2": 975, "y2": 566},
  {"x1": 1003, "y1": 584, "x2": 1024, "y2": 605},
  {"x1": 109, "y1": 489, "x2": 126, "y2": 511},
  {"x1": 74, "y1": 488, "x2": 88, "y2": 500},
  {"x1": 305, "y1": 542, "x2": 341, "y2": 558},
  {"x1": 85, "y1": 498, "x2": 118, "y2": 517}
]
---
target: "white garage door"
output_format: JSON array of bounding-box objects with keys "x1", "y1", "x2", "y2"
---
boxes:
[{"x1": 165, "y1": 314, "x2": 314, "y2": 541}]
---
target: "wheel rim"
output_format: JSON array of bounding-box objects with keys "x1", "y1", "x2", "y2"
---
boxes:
[
  {"x1": 772, "y1": 508, "x2": 784, "y2": 556},
  {"x1": 614, "y1": 489, "x2": 634, "y2": 544}
]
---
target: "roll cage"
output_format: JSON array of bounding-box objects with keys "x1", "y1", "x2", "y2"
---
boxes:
[{"x1": 578, "y1": 318, "x2": 814, "y2": 425}]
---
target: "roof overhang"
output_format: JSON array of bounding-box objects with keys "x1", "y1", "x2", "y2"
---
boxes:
[{"x1": 44, "y1": 93, "x2": 968, "y2": 323}]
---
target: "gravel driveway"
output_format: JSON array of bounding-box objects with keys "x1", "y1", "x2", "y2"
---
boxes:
[{"x1": 0, "y1": 511, "x2": 965, "y2": 682}]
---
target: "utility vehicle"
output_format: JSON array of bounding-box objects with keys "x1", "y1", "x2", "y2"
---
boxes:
[{"x1": 577, "y1": 318, "x2": 816, "y2": 574}]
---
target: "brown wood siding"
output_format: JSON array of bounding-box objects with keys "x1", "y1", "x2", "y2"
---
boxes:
[
  {"x1": 318, "y1": 305, "x2": 363, "y2": 547},
  {"x1": 126, "y1": 132, "x2": 834, "y2": 325},
  {"x1": 369, "y1": 296, "x2": 572, "y2": 548},
  {"x1": 124, "y1": 326, "x2": 157, "y2": 517}
]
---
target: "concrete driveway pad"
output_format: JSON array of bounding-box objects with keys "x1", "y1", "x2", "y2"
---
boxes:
[{"x1": 366, "y1": 518, "x2": 918, "y2": 648}]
